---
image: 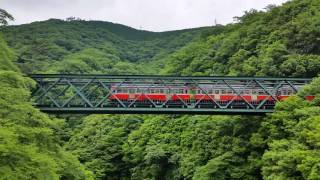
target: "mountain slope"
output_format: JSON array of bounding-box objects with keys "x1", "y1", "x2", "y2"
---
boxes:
[
  {"x1": 0, "y1": 33, "x2": 93, "y2": 179},
  {"x1": 162, "y1": 0, "x2": 320, "y2": 77},
  {"x1": 0, "y1": 34, "x2": 18, "y2": 71},
  {"x1": 1, "y1": 19, "x2": 207, "y2": 74}
]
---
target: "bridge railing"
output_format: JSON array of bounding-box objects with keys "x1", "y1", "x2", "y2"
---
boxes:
[{"x1": 29, "y1": 74, "x2": 312, "y2": 114}]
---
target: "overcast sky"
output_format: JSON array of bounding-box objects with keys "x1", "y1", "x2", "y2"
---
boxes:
[{"x1": 1, "y1": 0, "x2": 288, "y2": 32}]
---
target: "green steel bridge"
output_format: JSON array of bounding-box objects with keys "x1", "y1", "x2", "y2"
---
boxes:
[{"x1": 30, "y1": 74, "x2": 312, "y2": 115}]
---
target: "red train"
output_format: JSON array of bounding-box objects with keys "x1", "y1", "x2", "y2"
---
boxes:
[{"x1": 107, "y1": 84, "x2": 314, "y2": 108}]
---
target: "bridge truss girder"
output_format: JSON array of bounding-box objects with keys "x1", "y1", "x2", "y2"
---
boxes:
[{"x1": 29, "y1": 74, "x2": 312, "y2": 115}]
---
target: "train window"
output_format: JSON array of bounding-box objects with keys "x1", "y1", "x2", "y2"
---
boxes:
[
  {"x1": 129, "y1": 89, "x2": 135, "y2": 93},
  {"x1": 143, "y1": 89, "x2": 147, "y2": 93},
  {"x1": 227, "y1": 90, "x2": 233, "y2": 94},
  {"x1": 252, "y1": 90, "x2": 257, "y2": 95},
  {"x1": 208, "y1": 89, "x2": 213, "y2": 94},
  {"x1": 245, "y1": 90, "x2": 250, "y2": 94},
  {"x1": 282, "y1": 89, "x2": 288, "y2": 95},
  {"x1": 160, "y1": 89, "x2": 164, "y2": 93},
  {"x1": 197, "y1": 90, "x2": 202, "y2": 94},
  {"x1": 276, "y1": 90, "x2": 281, "y2": 95},
  {"x1": 259, "y1": 90, "x2": 264, "y2": 95},
  {"x1": 215, "y1": 90, "x2": 220, "y2": 94},
  {"x1": 221, "y1": 90, "x2": 226, "y2": 94},
  {"x1": 288, "y1": 90, "x2": 293, "y2": 95}
]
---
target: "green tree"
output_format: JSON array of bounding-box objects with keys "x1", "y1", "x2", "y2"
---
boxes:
[
  {"x1": 250, "y1": 77, "x2": 320, "y2": 180},
  {"x1": 0, "y1": 8, "x2": 14, "y2": 26},
  {"x1": 66, "y1": 115, "x2": 143, "y2": 179},
  {"x1": 0, "y1": 34, "x2": 93, "y2": 179}
]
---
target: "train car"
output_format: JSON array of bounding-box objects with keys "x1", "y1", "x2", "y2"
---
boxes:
[{"x1": 107, "y1": 83, "x2": 314, "y2": 108}]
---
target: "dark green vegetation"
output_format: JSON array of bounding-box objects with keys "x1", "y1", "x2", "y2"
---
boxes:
[
  {"x1": 0, "y1": 0, "x2": 320, "y2": 179},
  {"x1": 163, "y1": 1, "x2": 320, "y2": 77},
  {"x1": 0, "y1": 8, "x2": 14, "y2": 26},
  {"x1": 1, "y1": 19, "x2": 205, "y2": 74}
]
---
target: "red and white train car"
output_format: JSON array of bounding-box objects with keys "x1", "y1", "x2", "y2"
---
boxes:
[{"x1": 108, "y1": 84, "x2": 314, "y2": 107}]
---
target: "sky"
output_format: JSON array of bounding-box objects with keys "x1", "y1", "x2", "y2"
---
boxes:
[{"x1": 1, "y1": 0, "x2": 288, "y2": 32}]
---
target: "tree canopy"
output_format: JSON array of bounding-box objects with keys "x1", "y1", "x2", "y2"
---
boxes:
[{"x1": 0, "y1": 8, "x2": 14, "y2": 26}]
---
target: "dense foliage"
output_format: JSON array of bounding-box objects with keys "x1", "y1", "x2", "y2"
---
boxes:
[
  {"x1": 1, "y1": 19, "x2": 206, "y2": 74},
  {"x1": 0, "y1": 0, "x2": 319, "y2": 179},
  {"x1": 162, "y1": 0, "x2": 320, "y2": 77},
  {"x1": 0, "y1": 34, "x2": 93, "y2": 179},
  {"x1": 0, "y1": 8, "x2": 14, "y2": 26}
]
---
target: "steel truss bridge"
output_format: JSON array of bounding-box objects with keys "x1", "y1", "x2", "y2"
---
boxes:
[{"x1": 30, "y1": 74, "x2": 312, "y2": 115}]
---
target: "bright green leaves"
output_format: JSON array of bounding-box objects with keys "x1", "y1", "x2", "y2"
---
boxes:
[
  {"x1": 0, "y1": 35, "x2": 19, "y2": 72},
  {"x1": 0, "y1": 71, "x2": 93, "y2": 179},
  {"x1": 257, "y1": 77, "x2": 320, "y2": 180},
  {"x1": 0, "y1": 35, "x2": 93, "y2": 179},
  {"x1": 299, "y1": 77, "x2": 320, "y2": 105},
  {"x1": 262, "y1": 140, "x2": 309, "y2": 180},
  {"x1": 280, "y1": 55, "x2": 320, "y2": 77},
  {"x1": 123, "y1": 115, "x2": 184, "y2": 179},
  {"x1": 66, "y1": 115, "x2": 143, "y2": 179},
  {"x1": 48, "y1": 48, "x2": 143, "y2": 74},
  {"x1": 228, "y1": 49, "x2": 251, "y2": 76},
  {"x1": 0, "y1": 127, "x2": 59, "y2": 179},
  {"x1": 163, "y1": 0, "x2": 320, "y2": 78},
  {"x1": 162, "y1": 41, "x2": 213, "y2": 76},
  {"x1": 193, "y1": 152, "x2": 236, "y2": 180},
  {"x1": 262, "y1": 117, "x2": 320, "y2": 180},
  {"x1": 121, "y1": 115, "x2": 262, "y2": 179},
  {"x1": 256, "y1": 41, "x2": 289, "y2": 76}
]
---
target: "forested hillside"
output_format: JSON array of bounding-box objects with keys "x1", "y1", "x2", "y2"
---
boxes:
[
  {"x1": 1, "y1": 19, "x2": 207, "y2": 74},
  {"x1": 0, "y1": 0, "x2": 319, "y2": 179},
  {"x1": 0, "y1": 34, "x2": 93, "y2": 179},
  {"x1": 162, "y1": 0, "x2": 320, "y2": 77}
]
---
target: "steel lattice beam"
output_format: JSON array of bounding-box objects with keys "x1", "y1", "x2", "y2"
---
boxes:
[{"x1": 29, "y1": 74, "x2": 312, "y2": 115}]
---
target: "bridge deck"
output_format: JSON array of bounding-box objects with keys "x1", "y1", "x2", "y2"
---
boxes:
[{"x1": 38, "y1": 107, "x2": 273, "y2": 115}]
